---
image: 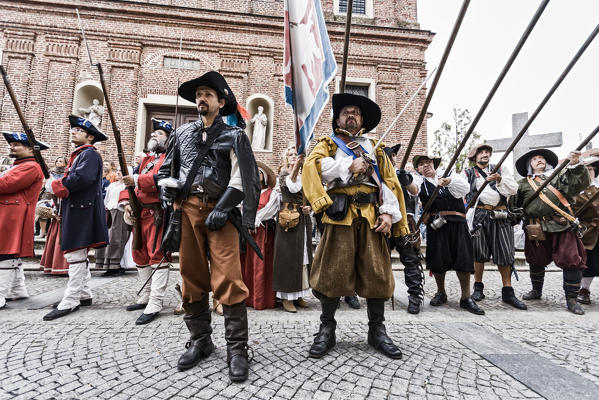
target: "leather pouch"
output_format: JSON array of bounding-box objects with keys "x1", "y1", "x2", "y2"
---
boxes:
[
  {"x1": 278, "y1": 203, "x2": 300, "y2": 231},
  {"x1": 325, "y1": 193, "x2": 349, "y2": 221},
  {"x1": 526, "y1": 223, "x2": 546, "y2": 241}
]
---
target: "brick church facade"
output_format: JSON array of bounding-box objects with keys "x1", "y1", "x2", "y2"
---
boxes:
[{"x1": 0, "y1": 0, "x2": 433, "y2": 171}]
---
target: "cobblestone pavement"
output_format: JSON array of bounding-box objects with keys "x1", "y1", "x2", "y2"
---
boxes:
[{"x1": 1, "y1": 267, "x2": 598, "y2": 399}]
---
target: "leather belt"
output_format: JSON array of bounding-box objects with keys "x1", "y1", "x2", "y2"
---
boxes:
[
  {"x1": 438, "y1": 211, "x2": 466, "y2": 218},
  {"x1": 476, "y1": 204, "x2": 507, "y2": 211},
  {"x1": 350, "y1": 192, "x2": 378, "y2": 205}
]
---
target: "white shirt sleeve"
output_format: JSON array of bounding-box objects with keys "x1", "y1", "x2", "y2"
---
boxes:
[
  {"x1": 496, "y1": 166, "x2": 518, "y2": 197},
  {"x1": 285, "y1": 175, "x2": 303, "y2": 194},
  {"x1": 320, "y1": 156, "x2": 353, "y2": 184},
  {"x1": 378, "y1": 183, "x2": 402, "y2": 223},
  {"x1": 254, "y1": 188, "x2": 281, "y2": 228},
  {"x1": 411, "y1": 173, "x2": 423, "y2": 195},
  {"x1": 447, "y1": 172, "x2": 470, "y2": 199},
  {"x1": 228, "y1": 149, "x2": 243, "y2": 191}
]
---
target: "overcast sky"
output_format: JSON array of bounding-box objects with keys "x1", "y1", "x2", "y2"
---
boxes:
[{"x1": 417, "y1": 0, "x2": 599, "y2": 164}]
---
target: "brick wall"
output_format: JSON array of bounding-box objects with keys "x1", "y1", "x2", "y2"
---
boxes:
[{"x1": 0, "y1": 0, "x2": 432, "y2": 172}]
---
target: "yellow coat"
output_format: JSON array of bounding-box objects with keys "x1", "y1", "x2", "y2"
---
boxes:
[{"x1": 303, "y1": 135, "x2": 410, "y2": 237}]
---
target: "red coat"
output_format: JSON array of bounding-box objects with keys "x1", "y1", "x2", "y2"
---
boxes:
[
  {"x1": 0, "y1": 157, "x2": 44, "y2": 257},
  {"x1": 119, "y1": 152, "x2": 166, "y2": 205}
]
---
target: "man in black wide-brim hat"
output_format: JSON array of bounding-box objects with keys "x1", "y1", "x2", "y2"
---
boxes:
[
  {"x1": 157, "y1": 70, "x2": 260, "y2": 382},
  {"x1": 515, "y1": 148, "x2": 589, "y2": 314},
  {"x1": 303, "y1": 93, "x2": 410, "y2": 360}
]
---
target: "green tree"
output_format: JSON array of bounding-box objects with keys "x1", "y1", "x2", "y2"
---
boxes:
[{"x1": 431, "y1": 107, "x2": 482, "y2": 173}]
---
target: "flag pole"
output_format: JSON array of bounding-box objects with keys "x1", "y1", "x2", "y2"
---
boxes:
[{"x1": 339, "y1": 0, "x2": 353, "y2": 94}]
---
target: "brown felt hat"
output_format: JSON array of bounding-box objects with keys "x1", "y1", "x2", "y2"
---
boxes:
[
  {"x1": 256, "y1": 161, "x2": 276, "y2": 188},
  {"x1": 467, "y1": 143, "x2": 493, "y2": 161}
]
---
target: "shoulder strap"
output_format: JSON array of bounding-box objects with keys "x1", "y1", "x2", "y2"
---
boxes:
[
  {"x1": 179, "y1": 125, "x2": 220, "y2": 200},
  {"x1": 527, "y1": 177, "x2": 576, "y2": 222}
]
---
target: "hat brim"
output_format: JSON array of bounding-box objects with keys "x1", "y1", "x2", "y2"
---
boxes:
[
  {"x1": 68, "y1": 115, "x2": 107, "y2": 143},
  {"x1": 515, "y1": 148, "x2": 558, "y2": 176},
  {"x1": 332, "y1": 93, "x2": 381, "y2": 133},
  {"x1": 467, "y1": 144, "x2": 493, "y2": 161},
  {"x1": 152, "y1": 119, "x2": 172, "y2": 135},
  {"x1": 178, "y1": 71, "x2": 237, "y2": 116},
  {"x1": 2, "y1": 132, "x2": 49, "y2": 150},
  {"x1": 384, "y1": 143, "x2": 401, "y2": 157},
  {"x1": 256, "y1": 161, "x2": 276, "y2": 188},
  {"x1": 412, "y1": 154, "x2": 441, "y2": 170}
]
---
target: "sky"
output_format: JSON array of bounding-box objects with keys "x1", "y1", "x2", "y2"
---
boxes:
[{"x1": 417, "y1": 0, "x2": 599, "y2": 165}]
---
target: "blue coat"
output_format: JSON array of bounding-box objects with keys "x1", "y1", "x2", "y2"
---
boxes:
[{"x1": 53, "y1": 146, "x2": 109, "y2": 252}]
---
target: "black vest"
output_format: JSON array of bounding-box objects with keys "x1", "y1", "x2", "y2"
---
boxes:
[
  {"x1": 464, "y1": 164, "x2": 507, "y2": 206},
  {"x1": 418, "y1": 178, "x2": 466, "y2": 222}
]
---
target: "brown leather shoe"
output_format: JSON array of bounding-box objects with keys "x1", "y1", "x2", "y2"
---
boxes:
[
  {"x1": 295, "y1": 298, "x2": 309, "y2": 308},
  {"x1": 282, "y1": 300, "x2": 297, "y2": 313},
  {"x1": 577, "y1": 288, "x2": 591, "y2": 305}
]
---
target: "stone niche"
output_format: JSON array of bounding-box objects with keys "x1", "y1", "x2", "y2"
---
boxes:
[
  {"x1": 72, "y1": 80, "x2": 104, "y2": 128},
  {"x1": 246, "y1": 93, "x2": 274, "y2": 152}
]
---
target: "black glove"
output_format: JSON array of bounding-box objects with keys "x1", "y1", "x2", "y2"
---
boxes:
[
  {"x1": 159, "y1": 186, "x2": 179, "y2": 205},
  {"x1": 397, "y1": 169, "x2": 413, "y2": 186},
  {"x1": 206, "y1": 187, "x2": 245, "y2": 231}
]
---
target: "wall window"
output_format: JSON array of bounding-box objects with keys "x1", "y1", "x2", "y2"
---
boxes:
[
  {"x1": 334, "y1": 0, "x2": 373, "y2": 18},
  {"x1": 339, "y1": 0, "x2": 366, "y2": 15}
]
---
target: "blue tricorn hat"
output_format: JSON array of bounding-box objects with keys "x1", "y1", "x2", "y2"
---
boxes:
[
  {"x1": 151, "y1": 118, "x2": 173, "y2": 135},
  {"x1": 2, "y1": 131, "x2": 49, "y2": 150},
  {"x1": 68, "y1": 115, "x2": 107, "y2": 143},
  {"x1": 178, "y1": 70, "x2": 238, "y2": 116}
]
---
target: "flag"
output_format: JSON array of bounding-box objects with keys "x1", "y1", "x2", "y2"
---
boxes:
[{"x1": 283, "y1": 0, "x2": 337, "y2": 154}]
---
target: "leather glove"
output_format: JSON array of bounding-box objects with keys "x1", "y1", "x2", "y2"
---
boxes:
[
  {"x1": 397, "y1": 169, "x2": 413, "y2": 186},
  {"x1": 159, "y1": 186, "x2": 179, "y2": 206},
  {"x1": 206, "y1": 187, "x2": 245, "y2": 231}
]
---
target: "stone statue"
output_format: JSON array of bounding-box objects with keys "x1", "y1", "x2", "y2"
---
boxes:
[
  {"x1": 79, "y1": 98, "x2": 104, "y2": 128},
  {"x1": 250, "y1": 106, "x2": 268, "y2": 150}
]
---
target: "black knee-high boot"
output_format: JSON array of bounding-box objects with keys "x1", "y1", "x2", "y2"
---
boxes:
[
  {"x1": 177, "y1": 296, "x2": 214, "y2": 371},
  {"x1": 563, "y1": 270, "x2": 584, "y2": 315},
  {"x1": 309, "y1": 291, "x2": 339, "y2": 358},
  {"x1": 222, "y1": 301, "x2": 250, "y2": 382},
  {"x1": 399, "y1": 246, "x2": 424, "y2": 314},
  {"x1": 523, "y1": 265, "x2": 546, "y2": 300},
  {"x1": 366, "y1": 299, "x2": 402, "y2": 359}
]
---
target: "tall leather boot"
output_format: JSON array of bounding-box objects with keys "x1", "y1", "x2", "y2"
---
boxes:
[
  {"x1": 563, "y1": 270, "x2": 584, "y2": 315},
  {"x1": 522, "y1": 265, "x2": 545, "y2": 300},
  {"x1": 177, "y1": 297, "x2": 214, "y2": 371},
  {"x1": 366, "y1": 299, "x2": 402, "y2": 359},
  {"x1": 399, "y1": 247, "x2": 424, "y2": 314},
  {"x1": 222, "y1": 301, "x2": 250, "y2": 382},
  {"x1": 309, "y1": 291, "x2": 339, "y2": 358}
]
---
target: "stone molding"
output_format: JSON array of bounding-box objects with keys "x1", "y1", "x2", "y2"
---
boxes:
[
  {"x1": 44, "y1": 35, "x2": 79, "y2": 59},
  {"x1": 108, "y1": 41, "x2": 142, "y2": 65},
  {"x1": 3, "y1": 31, "x2": 35, "y2": 54}
]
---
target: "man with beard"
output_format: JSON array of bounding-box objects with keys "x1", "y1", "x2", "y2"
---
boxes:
[
  {"x1": 121, "y1": 119, "x2": 172, "y2": 324},
  {"x1": 410, "y1": 154, "x2": 485, "y2": 315},
  {"x1": 384, "y1": 144, "x2": 424, "y2": 314},
  {"x1": 463, "y1": 144, "x2": 525, "y2": 309},
  {"x1": 0, "y1": 132, "x2": 47, "y2": 309},
  {"x1": 515, "y1": 148, "x2": 589, "y2": 314},
  {"x1": 158, "y1": 71, "x2": 260, "y2": 382},
  {"x1": 43, "y1": 116, "x2": 109, "y2": 320},
  {"x1": 303, "y1": 93, "x2": 408, "y2": 360}
]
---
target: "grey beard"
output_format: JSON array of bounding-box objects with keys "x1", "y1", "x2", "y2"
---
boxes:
[{"x1": 147, "y1": 138, "x2": 158, "y2": 152}]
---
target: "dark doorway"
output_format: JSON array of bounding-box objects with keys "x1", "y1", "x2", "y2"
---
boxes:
[{"x1": 144, "y1": 104, "x2": 198, "y2": 148}]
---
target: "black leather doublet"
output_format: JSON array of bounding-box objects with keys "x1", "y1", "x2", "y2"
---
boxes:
[{"x1": 158, "y1": 117, "x2": 260, "y2": 228}]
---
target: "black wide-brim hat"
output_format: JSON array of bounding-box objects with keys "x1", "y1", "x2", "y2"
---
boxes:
[
  {"x1": 152, "y1": 118, "x2": 173, "y2": 135},
  {"x1": 2, "y1": 131, "x2": 49, "y2": 150},
  {"x1": 384, "y1": 143, "x2": 401, "y2": 158},
  {"x1": 178, "y1": 70, "x2": 238, "y2": 116},
  {"x1": 412, "y1": 154, "x2": 441, "y2": 170},
  {"x1": 69, "y1": 115, "x2": 107, "y2": 143},
  {"x1": 515, "y1": 148, "x2": 558, "y2": 177},
  {"x1": 332, "y1": 93, "x2": 381, "y2": 133}
]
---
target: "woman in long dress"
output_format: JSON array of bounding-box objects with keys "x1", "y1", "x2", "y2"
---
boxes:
[
  {"x1": 241, "y1": 162, "x2": 279, "y2": 309},
  {"x1": 272, "y1": 146, "x2": 312, "y2": 313}
]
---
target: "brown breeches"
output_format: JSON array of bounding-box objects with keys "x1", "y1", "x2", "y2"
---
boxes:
[
  {"x1": 178, "y1": 196, "x2": 249, "y2": 314},
  {"x1": 310, "y1": 217, "x2": 394, "y2": 299}
]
